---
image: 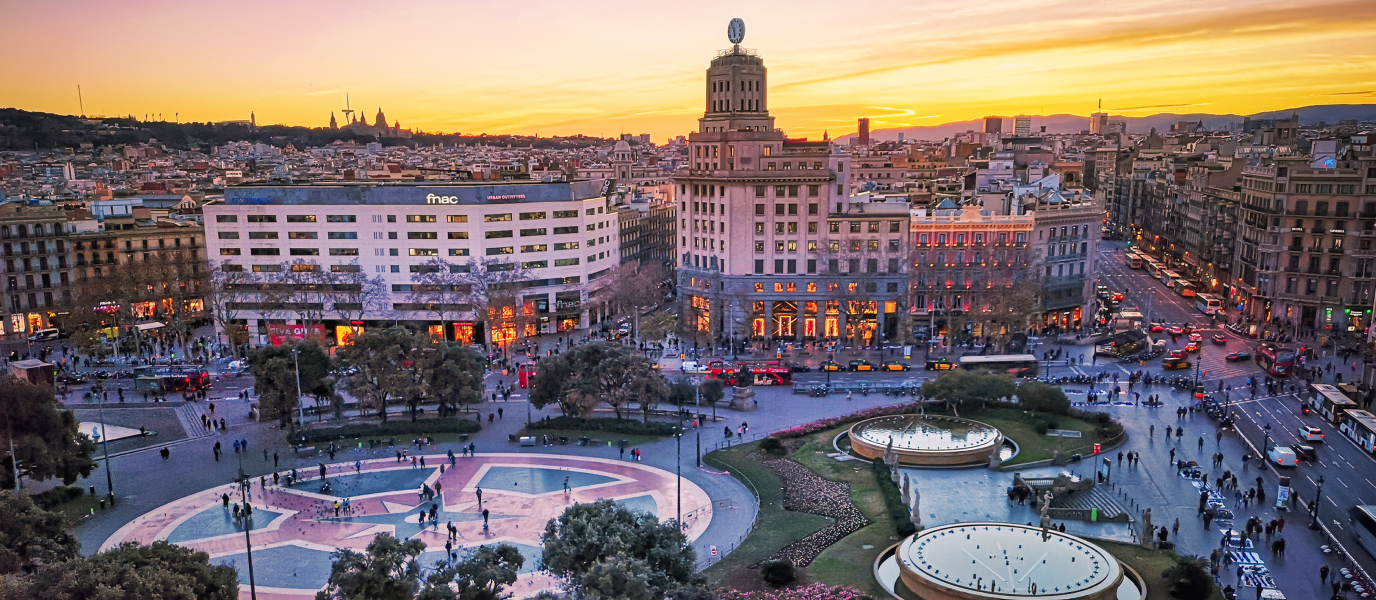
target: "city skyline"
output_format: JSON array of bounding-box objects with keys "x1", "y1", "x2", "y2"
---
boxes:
[{"x1": 6, "y1": 0, "x2": 1376, "y2": 141}]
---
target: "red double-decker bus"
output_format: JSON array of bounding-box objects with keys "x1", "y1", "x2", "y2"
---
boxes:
[
  {"x1": 707, "y1": 364, "x2": 792, "y2": 386},
  {"x1": 518, "y1": 363, "x2": 537, "y2": 388},
  {"x1": 1256, "y1": 342, "x2": 1295, "y2": 377}
]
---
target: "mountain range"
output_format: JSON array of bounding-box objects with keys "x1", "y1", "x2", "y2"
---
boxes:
[{"x1": 841, "y1": 104, "x2": 1376, "y2": 143}]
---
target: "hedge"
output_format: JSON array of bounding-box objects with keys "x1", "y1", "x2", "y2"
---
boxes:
[
  {"x1": 869, "y1": 458, "x2": 918, "y2": 536},
  {"x1": 294, "y1": 419, "x2": 482, "y2": 445},
  {"x1": 525, "y1": 416, "x2": 679, "y2": 436},
  {"x1": 31, "y1": 486, "x2": 84, "y2": 510}
]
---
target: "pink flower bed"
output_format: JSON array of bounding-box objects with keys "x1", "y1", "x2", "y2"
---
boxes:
[
  {"x1": 772, "y1": 403, "x2": 918, "y2": 439},
  {"x1": 715, "y1": 583, "x2": 870, "y2": 600}
]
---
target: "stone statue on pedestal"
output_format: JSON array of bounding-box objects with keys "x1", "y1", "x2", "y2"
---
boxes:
[
  {"x1": 729, "y1": 386, "x2": 757, "y2": 411},
  {"x1": 910, "y1": 485, "x2": 923, "y2": 531},
  {"x1": 901, "y1": 473, "x2": 911, "y2": 505},
  {"x1": 1039, "y1": 490, "x2": 1054, "y2": 541},
  {"x1": 988, "y1": 441, "x2": 1002, "y2": 469},
  {"x1": 1141, "y1": 508, "x2": 1154, "y2": 549}
]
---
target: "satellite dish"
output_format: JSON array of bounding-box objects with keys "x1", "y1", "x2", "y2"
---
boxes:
[{"x1": 728, "y1": 18, "x2": 745, "y2": 45}]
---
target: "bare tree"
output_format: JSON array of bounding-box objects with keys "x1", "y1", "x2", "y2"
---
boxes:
[
  {"x1": 606, "y1": 263, "x2": 662, "y2": 345},
  {"x1": 407, "y1": 257, "x2": 475, "y2": 342},
  {"x1": 203, "y1": 261, "x2": 253, "y2": 358},
  {"x1": 329, "y1": 260, "x2": 387, "y2": 346},
  {"x1": 460, "y1": 256, "x2": 532, "y2": 350}
]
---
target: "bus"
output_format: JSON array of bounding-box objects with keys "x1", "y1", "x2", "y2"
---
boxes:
[
  {"x1": 958, "y1": 354, "x2": 1040, "y2": 377},
  {"x1": 1255, "y1": 342, "x2": 1295, "y2": 377},
  {"x1": 1125, "y1": 252, "x2": 1144, "y2": 269},
  {"x1": 1159, "y1": 269, "x2": 1182, "y2": 284},
  {"x1": 517, "y1": 363, "x2": 537, "y2": 388},
  {"x1": 1340, "y1": 410, "x2": 1376, "y2": 454},
  {"x1": 1174, "y1": 280, "x2": 1198, "y2": 297},
  {"x1": 1146, "y1": 261, "x2": 1164, "y2": 278},
  {"x1": 1196, "y1": 294, "x2": 1224, "y2": 315},
  {"x1": 1307, "y1": 383, "x2": 1359, "y2": 424},
  {"x1": 133, "y1": 365, "x2": 210, "y2": 395},
  {"x1": 1349, "y1": 505, "x2": 1376, "y2": 559},
  {"x1": 708, "y1": 364, "x2": 792, "y2": 386}
]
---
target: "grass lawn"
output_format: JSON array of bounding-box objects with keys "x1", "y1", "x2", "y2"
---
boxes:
[
  {"x1": 1097, "y1": 539, "x2": 1223, "y2": 600},
  {"x1": 46, "y1": 492, "x2": 104, "y2": 524},
  {"x1": 515, "y1": 428, "x2": 662, "y2": 448},
  {"x1": 792, "y1": 428, "x2": 901, "y2": 599},
  {"x1": 702, "y1": 441, "x2": 832, "y2": 592},
  {"x1": 961, "y1": 407, "x2": 1107, "y2": 466}
]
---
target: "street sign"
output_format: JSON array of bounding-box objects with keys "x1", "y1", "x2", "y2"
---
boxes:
[
  {"x1": 710, "y1": 545, "x2": 718, "y2": 556},
  {"x1": 1276, "y1": 476, "x2": 1290, "y2": 510},
  {"x1": 1093, "y1": 443, "x2": 1101, "y2": 454}
]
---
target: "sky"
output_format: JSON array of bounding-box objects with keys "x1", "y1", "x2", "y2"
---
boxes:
[{"x1": 4, "y1": 0, "x2": 1375, "y2": 142}]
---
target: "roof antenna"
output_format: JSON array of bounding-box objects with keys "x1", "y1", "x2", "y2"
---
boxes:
[{"x1": 78, "y1": 85, "x2": 85, "y2": 118}]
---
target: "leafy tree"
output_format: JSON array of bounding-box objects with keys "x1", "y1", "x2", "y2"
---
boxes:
[
  {"x1": 6, "y1": 541, "x2": 238, "y2": 600},
  {"x1": 247, "y1": 341, "x2": 333, "y2": 427},
  {"x1": 316, "y1": 533, "x2": 423, "y2": 600},
  {"x1": 418, "y1": 343, "x2": 486, "y2": 417},
  {"x1": 1162, "y1": 556, "x2": 1214, "y2": 600},
  {"x1": 541, "y1": 500, "x2": 703, "y2": 600},
  {"x1": 698, "y1": 379, "x2": 725, "y2": 421},
  {"x1": 1016, "y1": 381, "x2": 1071, "y2": 415},
  {"x1": 665, "y1": 381, "x2": 695, "y2": 410},
  {"x1": 0, "y1": 378, "x2": 96, "y2": 490},
  {"x1": 0, "y1": 491, "x2": 79, "y2": 575},
  {"x1": 417, "y1": 544, "x2": 524, "y2": 600},
  {"x1": 337, "y1": 328, "x2": 423, "y2": 422},
  {"x1": 920, "y1": 370, "x2": 1016, "y2": 410},
  {"x1": 528, "y1": 343, "x2": 665, "y2": 420}
]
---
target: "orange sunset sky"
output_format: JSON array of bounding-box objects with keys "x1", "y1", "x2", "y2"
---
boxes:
[{"x1": 5, "y1": 0, "x2": 1376, "y2": 141}]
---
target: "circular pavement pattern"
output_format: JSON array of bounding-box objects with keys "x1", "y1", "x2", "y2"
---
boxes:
[{"x1": 102, "y1": 453, "x2": 713, "y2": 599}]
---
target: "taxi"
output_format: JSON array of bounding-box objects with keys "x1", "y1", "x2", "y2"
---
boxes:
[
  {"x1": 925, "y1": 358, "x2": 957, "y2": 371},
  {"x1": 880, "y1": 361, "x2": 911, "y2": 371},
  {"x1": 820, "y1": 360, "x2": 843, "y2": 372},
  {"x1": 849, "y1": 359, "x2": 876, "y2": 372}
]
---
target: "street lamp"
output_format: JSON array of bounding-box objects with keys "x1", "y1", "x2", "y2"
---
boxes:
[
  {"x1": 693, "y1": 376, "x2": 702, "y2": 467},
  {"x1": 239, "y1": 475, "x2": 259, "y2": 600},
  {"x1": 95, "y1": 382, "x2": 114, "y2": 505},
  {"x1": 292, "y1": 346, "x2": 304, "y2": 428},
  {"x1": 1309, "y1": 475, "x2": 1326, "y2": 530},
  {"x1": 1261, "y1": 423, "x2": 1271, "y2": 454}
]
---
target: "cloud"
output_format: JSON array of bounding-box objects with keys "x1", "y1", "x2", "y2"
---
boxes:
[
  {"x1": 1322, "y1": 90, "x2": 1376, "y2": 96},
  {"x1": 1116, "y1": 103, "x2": 1213, "y2": 111}
]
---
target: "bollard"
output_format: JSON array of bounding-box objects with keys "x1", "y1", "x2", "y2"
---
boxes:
[
  {"x1": 98, "y1": 498, "x2": 106, "y2": 510},
  {"x1": 89, "y1": 485, "x2": 96, "y2": 496}
]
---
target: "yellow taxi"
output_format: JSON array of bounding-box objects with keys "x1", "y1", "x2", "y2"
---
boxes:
[{"x1": 820, "y1": 361, "x2": 843, "y2": 372}]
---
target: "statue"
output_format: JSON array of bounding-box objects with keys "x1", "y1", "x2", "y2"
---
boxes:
[
  {"x1": 901, "y1": 473, "x2": 911, "y2": 505},
  {"x1": 1039, "y1": 490, "x2": 1054, "y2": 540},
  {"x1": 910, "y1": 484, "x2": 923, "y2": 531},
  {"x1": 988, "y1": 442, "x2": 1002, "y2": 469},
  {"x1": 1141, "y1": 508, "x2": 1154, "y2": 549}
]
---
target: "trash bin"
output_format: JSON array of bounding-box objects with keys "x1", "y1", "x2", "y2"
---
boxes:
[{"x1": 459, "y1": 434, "x2": 469, "y2": 441}]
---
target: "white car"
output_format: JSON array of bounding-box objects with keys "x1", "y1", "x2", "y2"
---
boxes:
[
  {"x1": 1267, "y1": 445, "x2": 1298, "y2": 467},
  {"x1": 680, "y1": 361, "x2": 710, "y2": 374},
  {"x1": 1299, "y1": 425, "x2": 1326, "y2": 442}
]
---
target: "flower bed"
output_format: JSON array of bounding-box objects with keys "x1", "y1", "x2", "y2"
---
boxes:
[
  {"x1": 760, "y1": 458, "x2": 869, "y2": 566},
  {"x1": 716, "y1": 584, "x2": 870, "y2": 600},
  {"x1": 772, "y1": 404, "x2": 918, "y2": 439}
]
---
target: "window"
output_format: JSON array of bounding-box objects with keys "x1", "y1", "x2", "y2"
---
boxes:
[
  {"x1": 220, "y1": 248, "x2": 241, "y2": 256},
  {"x1": 287, "y1": 215, "x2": 316, "y2": 223},
  {"x1": 409, "y1": 265, "x2": 440, "y2": 274},
  {"x1": 218, "y1": 232, "x2": 240, "y2": 239},
  {"x1": 486, "y1": 247, "x2": 514, "y2": 255},
  {"x1": 484, "y1": 213, "x2": 512, "y2": 222},
  {"x1": 755, "y1": 186, "x2": 766, "y2": 197},
  {"x1": 247, "y1": 215, "x2": 276, "y2": 223},
  {"x1": 807, "y1": 259, "x2": 817, "y2": 273},
  {"x1": 755, "y1": 241, "x2": 765, "y2": 252},
  {"x1": 849, "y1": 222, "x2": 861, "y2": 233},
  {"x1": 754, "y1": 259, "x2": 764, "y2": 274},
  {"x1": 248, "y1": 231, "x2": 278, "y2": 239},
  {"x1": 216, "y1": 215, "x2": 238, "y2": 223},
  {"x1": 485, "y1": 230, "x2": 514, "y2": 239},
  {"x1": 554, "y1": 242, "x2": 579, "y2": 250},
  {"x1": 327, "y1": 215, "x2": 357, "y2": 223},
  {"x1": 888, "y1": 258, "x2": 899, "y2": 272},
  {"x1": 405, "y1": 215, "x2": 436, "y2": 223},
  {"x1": 553, "y1": 210, "x2": 579, "y2": 218},
  {"x1": 553, "y1": 226, "x2": 578, "y2": 235},
  {"x1": 447, "y1": 232, "x2": 469, "y2": 240},
  {"x1": 849, "y1": 240, "x2": 862, "y2": 252},
  {"x1": 755, "y1": 222, "x2": 766, "y2": 234},
  {"x1": 249, "y1": 248, "x2": 280, "y2": 256},
  {"x1": 329, "y1": 232, "x2": 359, "y2": 239},
  {"x1": 775, "y1": 241, "x2": 786, "y2": 252},
  {"x1": 448, "y1": 249, "x2": 470, "y2": 256},
  {"x1": 521, "y1": 260, "x2": 547, "y2": 269},
  {"x1": 251, "y1": 264, "x2": 282, "y2": 272},
  {"x1": 522, "y1": 244, "x2": 548, "y2": 252},
  {"x1": 890, "y1": 221, "x2": 901, "y2": 233},
  {"x1": 290, "y1": 248, "x2": 319, "y2": 256},
  {"x1": 586, "y1": 208, "x2": 596, "y2": 216},
  {"x1": 288, "y1": 232, "x2": 317, "y2": 239},
  {"x1": 445, "y1": 215, "x2": 469, "y2": 223},
  {"x1": 409, "y1": 248, "x2": 439, "y2": 256},
  {"x1": 775, "y1": 223, "x2": 785, "y2": 234},
  {"x1": 755, "y1": 204, "x2": 765, "y2": 216},
  {"x1": 329, "y1": 248, "x2": 359, "y2": 256}
]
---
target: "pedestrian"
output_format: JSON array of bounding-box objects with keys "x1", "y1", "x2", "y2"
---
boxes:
[
  {"x1": 498, "y1": 407, "x2": 503, "y2": 419},
  {"x1": 160, "y1": 447, "x2": 170, "y2": 460},
  {"x1": 1321, "y1": 564, "x2": 1330, "y2": 585},
  {"x1": 482, "y1": 508, "x2": 489, "y2": 524},
  {"x1": 222, "y1": 493, "x2": 230, "y2": 508},
  {"x1": 1150, "y1": 424, "x2": 1154, "y2": 438},
  {"x1": 1169, "y1": 448, "x2": 1176, "y2": 463},
  {"x1": 476, "y1": 486, "x2": 483, "y2": 505}
]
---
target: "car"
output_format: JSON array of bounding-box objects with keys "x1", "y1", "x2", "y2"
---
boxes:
[
  {"x1": 820, "y1": 361, "x2": 843, "y2": 372},
  {"x1": 1168, "y1": 326, "x2": 1184, "y2": 336},
  {"x1": 849, "y1": 359, "x2": 876, "y2": 372},
  {"x1": 1184, "y1": 341, "x2": 1201, "y2": 353},
  {"x1": 925, "y1": 358, "x2": 957, "y2": 371},
  {"x1": 1299, "y1": 425, "x2": 1325, "y2": 442},
  {"x1": 56, "y1": 374, "x2": 87, "y2": 385},
  {"x1": 1166, "y1": 349, "x2": 1189, "y2": 360},
  {"x1": 787, "y1": 363, "x2": 812, "y2": 373},
  {"x1": 880, "y1": 361, "x2": 911, "y2": 371},
  {"x1": 1181, "y1": 324, "x2": 1195, "y2": 334},
  {"x1": 1162, "y1": 358, "x2": 1192, "y2": 370},
  {"x1": 1188, "y1": 332, "x2": 1203, "y2": 342},
  {"x1": 1267, "y1": 444, "x2": 1298, "y2": 467},
  {"x1": 1111, "y1": 292, "x2": 1125, "y2": 301},
  {"x1": 1212, "y1": 334, "x2": 1228, "y2": 345},
  {"x1": 680, "y1": 361, "x2": 709, "y2": 374},
  {"x1": 1290, "y1": 444, "x2": 1318, "y2": 462},
  {"x1": 1148, "y1": 323, "x2": 1165, "y2": 332},
  {"x1": 1226, "y1": 351, "x2": 1251, "y2": 362}
]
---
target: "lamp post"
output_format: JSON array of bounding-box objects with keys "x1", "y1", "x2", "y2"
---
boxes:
[
  {"x1": 1309, "y1": 475, "x2": 1326, "y2": 530},
  {"x1": 1261, "y1": 423, "x2": 1271, "y2": 455},
  {"x1": 292, "y1": 346, "x2": 304, "y2": 428},
  {"x1": 240, "y1": 475, "x2": 259, "y2": 600},
  {"x1": 95, "y1": 383, "x2": 114, "y2": 504},
  {"x1": 675, "y1": 426, "x2": 682, "y2": 527},
  {"x1": 693, "y1": 376, "x2": 702, "y2": 467}
]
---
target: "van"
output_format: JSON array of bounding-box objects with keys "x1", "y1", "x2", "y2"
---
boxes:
[{"x1": 28, "y1": 328, "x2": 60, "y2": 342}]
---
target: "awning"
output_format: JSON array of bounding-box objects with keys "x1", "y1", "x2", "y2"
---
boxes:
[{"x1": 136, "y1": 322, "x2": 165, "y2": 331}]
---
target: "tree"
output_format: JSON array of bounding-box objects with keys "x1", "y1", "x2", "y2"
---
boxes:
[
  {"x1": 407, "y1": 258, "x2": 474, "y2": 340},
  {"x1": 1016, "y1": 381, "x2": 1071, "y2": 415},
  {"x1": 920, "y1": 370, "x2": 1016, "y2": 410},
  {"x1": 5, "y1": 541, "x2": 239, "y2": 600},
  {"x1": 1161, "y1": 556, "x2": 1214, "y2": 600},
  {"x1": 418, "y1": 343, "x2": 485, "y2": 417},
  {"x1": 698, "y1": 379, "x2": 725, "y2": 421},
  {"x1": 329, "y1": 261, "x2": 388, "y2": 345},
  {"x1": 336, "y1": 328, "x2": 422, "y2": 422},
  {"x1": 528, "y1": 343, "x2": 665, "y2": 420},
  {"x1": 202, "y1": 260, "x2": 252, "y2": 358},
  {"x1": 417, "y1": 544, "x2": 524, "y2": 600},
  {"x1": 458, "y1": 257, "x2": 532, "y2": 350},
  {"x1": 606, "y1": 263, "x2": 663, "y2": 345},
  {"x1": 0, "y1": 491, "x2": 79, "y2": 576},
  {"x1": 247, "y1": 341, "x2": 333, "y2": 427},
  {"x1": 540, "y1": 500, "x2": 703, "y2": 600},
  {"x1": 316, "y1": 533, "x2": 424, "y2": 600},
  {"x1": 0, "y1": 378, "x2": 96, "y2": 490}
]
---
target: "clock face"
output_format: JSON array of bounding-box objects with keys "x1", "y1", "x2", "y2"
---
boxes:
[{"x1": 728, "y1": 18, "x2": 745, "y2": 44}]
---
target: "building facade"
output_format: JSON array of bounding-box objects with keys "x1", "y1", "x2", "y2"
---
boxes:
[{"x1": 203, "y1": 181, "x2": 618, "y2": 347}]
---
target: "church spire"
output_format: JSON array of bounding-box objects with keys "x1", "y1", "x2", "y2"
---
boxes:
[{"x1": 329, "y1": 112, "x2": 338, "y2": 129}]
